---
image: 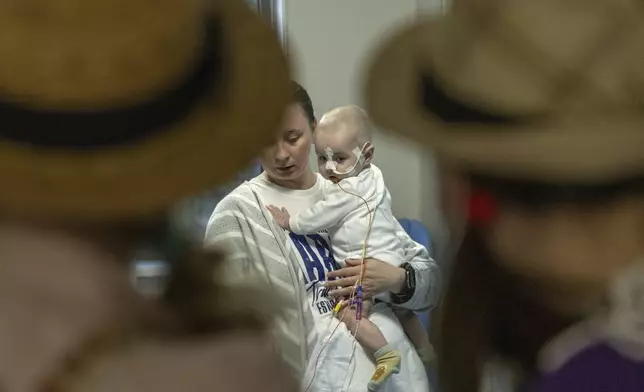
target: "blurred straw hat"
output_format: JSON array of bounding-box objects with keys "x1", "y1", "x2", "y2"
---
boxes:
[
  {"x1": 365, "y1": 0, "x2": 644, "y2": 183},
  {"x1": 0, "y1": 0, "x2": 289, "y2": 220}
]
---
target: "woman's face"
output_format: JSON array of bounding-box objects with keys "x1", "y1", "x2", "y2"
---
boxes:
[
  {"x1": 260, "y1": 104, "x2": 314, "y2": 187},
  {"x1": 484, "y1": 197, "x2": 644, "y2": 304}
]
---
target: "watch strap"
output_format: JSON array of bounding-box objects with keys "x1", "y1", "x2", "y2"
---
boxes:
[{"x1": 392, "y1": 263, "x2": 415, "y2": 304}]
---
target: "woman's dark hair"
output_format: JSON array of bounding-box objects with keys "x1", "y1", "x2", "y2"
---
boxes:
[
  {"x1": 290, "y1": 80, "x2": 316, "y2": 127},
  {"x1": 433, "y1": 172, "x2": 636, "y2": 391},
  {"x1": 435, "y1": 229, "x2": 576, "y2": 392}
]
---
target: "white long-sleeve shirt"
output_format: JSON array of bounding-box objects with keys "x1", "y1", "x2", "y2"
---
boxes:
[
  {"x1": 289, "y1": 165, "x2": 405, "y2": 267},
  {"x1": 207, "y1": 171, "x2": 439, "y2": 391}
]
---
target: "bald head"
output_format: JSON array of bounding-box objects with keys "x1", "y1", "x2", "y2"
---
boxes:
[
  {"x1": 313, "y1": 105, "x2": 375, "y2": 179},
  {"x1": 317, "y1": 105, "x2": 372, "y2": 146}
]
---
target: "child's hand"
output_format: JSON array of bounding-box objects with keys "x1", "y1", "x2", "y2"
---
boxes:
[
  {"x1": 266, "y1": 205, "x2": 291, "y2": 230},
  {"x1": 335, "y1": 299, "x2": 359, "y2": 331}
]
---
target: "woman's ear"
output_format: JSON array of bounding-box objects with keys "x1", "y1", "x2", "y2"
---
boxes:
[{"x1": 363, "y1": 142, "x2": 375, "y2": 164}]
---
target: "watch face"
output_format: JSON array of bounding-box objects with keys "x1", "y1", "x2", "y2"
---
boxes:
[{"x1": 406, "y1": 265, "x2": 416, "y2": 290}]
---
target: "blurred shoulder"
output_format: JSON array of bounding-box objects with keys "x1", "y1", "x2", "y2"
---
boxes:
[
  {"x1": 75, "y1": 332, "x2": 298, "y2": 392},
  {"x1": 212, "y1": 182, "x2": 257, "y2": 214}
]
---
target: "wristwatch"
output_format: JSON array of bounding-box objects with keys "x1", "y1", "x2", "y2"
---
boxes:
[{"x1": 392, "y1": 262, "x2": 416, "y2": 304}]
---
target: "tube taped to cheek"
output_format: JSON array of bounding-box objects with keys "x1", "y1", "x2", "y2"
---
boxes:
[{"x1": 324, "y1": 144, "x2": 368, "y2": 176}]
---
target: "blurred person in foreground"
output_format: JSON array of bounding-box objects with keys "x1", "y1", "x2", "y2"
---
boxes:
[
  {"x1": 365, "y1": 0, "x2": 644, "y2": 391},
  {"x1": 0, "y1": 0, "x2": 297, "y2": 391}
]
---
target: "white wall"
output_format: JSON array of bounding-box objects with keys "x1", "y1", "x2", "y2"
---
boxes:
[{"x1": 284, "y1": 0, "x2": 449, "y2": 256}]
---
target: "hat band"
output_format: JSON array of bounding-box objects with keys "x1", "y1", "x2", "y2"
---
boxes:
[
  {"x1": 421, "y1": 73, "x2": 525, "y2": 125},
  {"x1": 470, "y1": 172, "x2": 644, "y2": 207},
  {"x1": 0, "y1": 19, "x2": 223, "y2": 149}
]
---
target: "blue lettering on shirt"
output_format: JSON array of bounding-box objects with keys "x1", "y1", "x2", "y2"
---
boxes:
[
  {"x1": 290, "y1": 233, "x2": 340, "y2": 283},
  {"x1": 289, "y1": 232, "x2": 339, "y2": 315}
]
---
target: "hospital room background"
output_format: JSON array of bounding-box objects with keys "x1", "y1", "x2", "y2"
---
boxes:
[{"x1": 134, "y1": 0, "x2": 450, "y2": 297}]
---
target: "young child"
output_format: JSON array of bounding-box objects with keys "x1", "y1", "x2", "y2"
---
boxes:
[{"x1": 267, "y1": 105, "x2": 434, "y2": 391}]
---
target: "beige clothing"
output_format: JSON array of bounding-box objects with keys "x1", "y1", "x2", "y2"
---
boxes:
[{"x1": 0, "y1": 224, "x2": 296, "y2": 392}]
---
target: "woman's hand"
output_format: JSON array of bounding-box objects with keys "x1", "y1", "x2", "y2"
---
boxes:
[{"x1": 325, "y1": 258, "x2": 405, "y2": 299}]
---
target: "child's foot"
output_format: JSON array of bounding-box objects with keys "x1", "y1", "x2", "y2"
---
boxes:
[{"x1": 368, "y1": 346, "x2": 401, "y2": 391}]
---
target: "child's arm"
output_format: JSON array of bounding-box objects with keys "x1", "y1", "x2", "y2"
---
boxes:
[{"x1": 269, "y1": 180, "x2": 363, "y2": 234}]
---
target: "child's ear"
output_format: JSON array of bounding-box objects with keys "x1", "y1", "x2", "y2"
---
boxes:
[{"x1": 363, "y1": 142, "x2": 375, "y2": 164}]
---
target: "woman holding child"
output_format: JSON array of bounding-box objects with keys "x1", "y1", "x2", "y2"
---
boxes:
[{"x1": 205, "y1": 81, "x2": 439, "y2": 391}]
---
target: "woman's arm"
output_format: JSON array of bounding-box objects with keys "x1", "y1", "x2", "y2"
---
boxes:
[
  {"x1": 325, "y1": 221, "x2": 441, "y2": 312},
  {"x1": 203, "y1": 186, "x2": 309, "y2": 376},
  {"x1": 205, "y1": 194, "x2": 266, "y2": 284},
  {"x1": 390, "y1": 219, "x2": 441, "y2": 312}
]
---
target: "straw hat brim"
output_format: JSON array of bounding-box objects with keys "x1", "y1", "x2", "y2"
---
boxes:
[
  {"x1": 0, "y1": 0, "x2": 290, "y2": 221},
  {"x1": 365, "y1": 18, "x2": 644, "y2": 183}
]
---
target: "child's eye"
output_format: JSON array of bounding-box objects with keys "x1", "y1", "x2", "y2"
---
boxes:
[
  {"x1": 336, "y1": 157, "x2": 346, "y2": 163},
  {"x1": 318, "y1": 156, "x2": 327, "y2": 161}
]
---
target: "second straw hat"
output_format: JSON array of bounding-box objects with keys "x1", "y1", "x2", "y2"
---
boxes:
[{"x1": 365, "y1": 0, "x2": 644, "y2": 183}]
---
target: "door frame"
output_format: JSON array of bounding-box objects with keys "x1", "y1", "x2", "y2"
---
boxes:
[{"x1": 256, "y1": 0, "x2": 287, "y2": 48}]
